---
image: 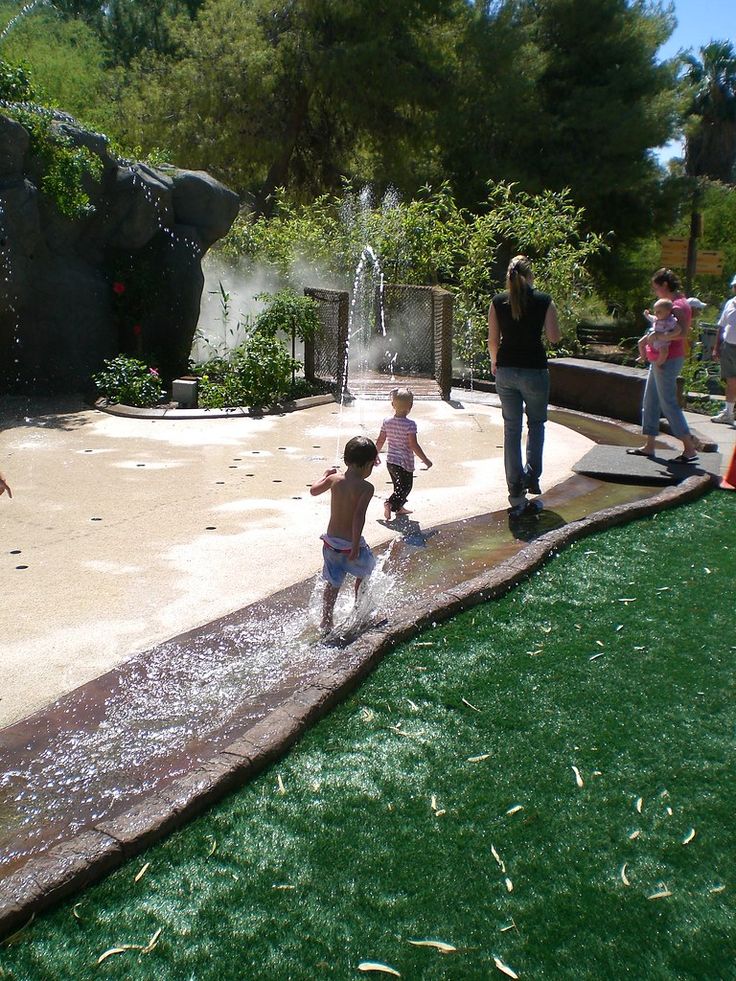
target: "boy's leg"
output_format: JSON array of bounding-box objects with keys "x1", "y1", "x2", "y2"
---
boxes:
[{"x1": 322, "y1": 583, "x2": 339, "y2": 630}]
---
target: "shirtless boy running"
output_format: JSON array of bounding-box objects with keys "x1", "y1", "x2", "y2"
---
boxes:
[{"x1": 310, "y1": 436, "x2": 378, "y2": 630}]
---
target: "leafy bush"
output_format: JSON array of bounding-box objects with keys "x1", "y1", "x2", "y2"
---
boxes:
[
  {"x1": 217, "y1": 181, "x2": 606, "y2": 379},
  {"x1": 3, "y1": 104, "x2": 103, "y2": 219},
  {"x1": 0, "y1": 56, "x2": 35, "y2": 101},
  {"x1": 254, "y1": 288, "x2": 320, "y2": 343},
  {"x1": 196, "y1": 333, "x2": 298, "y2": 409},
  {"x1": 92, "y1": 356, "x2": 164, "y2": 407}
]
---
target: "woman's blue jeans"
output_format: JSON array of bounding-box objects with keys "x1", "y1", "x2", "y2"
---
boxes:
[
  {"x1": 641, "y1": 357, "x2": 691, "y2": 439},
  {"x1": 495, "y1": 367, "x2": 550, "y2": 506}
]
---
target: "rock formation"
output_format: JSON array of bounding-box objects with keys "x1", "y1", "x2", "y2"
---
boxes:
[{"x1": 0, "y1": 109, "x2": 240, "y2": 392}]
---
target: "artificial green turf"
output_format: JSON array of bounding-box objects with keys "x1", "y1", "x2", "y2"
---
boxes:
[{"x1": 1, "y1": 492, "x2": 734, "y2": 980}]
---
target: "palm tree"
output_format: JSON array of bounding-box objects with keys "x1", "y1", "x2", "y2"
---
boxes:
[
  {"x1": 680, "y1": 41, "x2": 736, "y2": 289},
  {"x1": 683, "y1": 41, "x2": 736, "y2": 183}
]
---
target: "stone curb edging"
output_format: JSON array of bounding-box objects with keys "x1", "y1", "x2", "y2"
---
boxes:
[
  {"x1": 0, "y1": 472, "x2": 713, "y2": 940},
  {"x1": 95, "y1": 393, "x2": 336, "y2": 419}
]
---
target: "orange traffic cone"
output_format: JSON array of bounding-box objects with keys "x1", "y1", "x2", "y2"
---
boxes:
[{"x1": 721, "y1": 444, "x2": 736, "y2": 490}]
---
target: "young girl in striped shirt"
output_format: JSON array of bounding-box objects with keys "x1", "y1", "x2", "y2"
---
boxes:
[{"x1": 374, "y1": 388, "x2": 432, "y2": 521}]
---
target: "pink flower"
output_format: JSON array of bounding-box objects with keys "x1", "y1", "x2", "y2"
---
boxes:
[
  {"x1": 132, "y1": 323, "x2": 142, "y2": 336},
  {"x1": 112, "y1": 282, "x2": 126, "y2": 295},
  {"x1": 149, "y1": 367, "x2": 159, "y2": 376}
]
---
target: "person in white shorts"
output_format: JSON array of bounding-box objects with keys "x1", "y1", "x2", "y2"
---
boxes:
[{"x1": 712, "y1": 275, "x2": 736, "y2": 426}]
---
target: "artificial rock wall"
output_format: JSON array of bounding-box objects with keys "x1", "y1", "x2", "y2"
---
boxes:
[{"x1": 0, "y1": 111, "x2": 240, "y2": 392}]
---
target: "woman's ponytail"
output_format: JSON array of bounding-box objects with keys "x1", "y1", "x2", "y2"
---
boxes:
[{"x1": 507, "y1": 255, "x2": 532, "y2": 320}]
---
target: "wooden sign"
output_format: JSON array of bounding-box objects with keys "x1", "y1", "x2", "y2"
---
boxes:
[
  {"x1": 660, "y1": 237, "x2": 688, "y2": 267},
  {"x1": 696, "y1": 250, "x2": 725, "y2": 276}
]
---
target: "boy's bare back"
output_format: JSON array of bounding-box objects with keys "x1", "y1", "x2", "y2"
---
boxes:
[{"x1": 325, "y1": 470, "x2": 374, "y2": 543}]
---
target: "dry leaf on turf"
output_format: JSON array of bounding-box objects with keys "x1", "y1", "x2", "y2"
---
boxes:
[
  {"x1": 408, "y1": 940, "x2": 457, "y2": 953},
  {"x1": 134, "y1": 862, "x2": 150, "y2": 883},
  {"x1": 629, "y1": 830, "x2": 641, "y2": 840},
  {"x1": 206, "y1": 838, "x2": 218, "y2": 857},
  {"x1": 682, "y1": 829, "x2": 696, "y2": 845},
  {"x1": 97, "y1": 945, "x2": 143, "y2": 964},
  {"x1": 620, "y1": 863, "x2": 630, "y2": 886},
  {"x1": 491, "y1": 845, "x2": 506, "y2": 872},
  {"x1": 647, "y1": 889, "x2": 672, "y2": 900},
  {"x1": 462, "y1": 698, "x2": 481, "y2": 712},
  {"x1": 635, "y1": 797, "x2": 643, "y2": 813},
  {"x1": 572, "y1": 766, "x2": 584, "y2": 788},
  {"x1": 505, "y1": 877, "x2": 514, "y2": 893},
  {"x1": 72, "y1": 904, "x2": 83, "y2": 922},
  {"x1": 277, "y1": 774, "x2": 286, "y2": 795},
  {"x1": 141, "y1": 928, "x2": 163, "y2": 955},
  {"x1": 468, "y1": 753, "x2": 491, "y2": 763},
  {"x1": 358, "y1": 961, "x2": 401, "y2": 976},
  {"x1": 493, "y1": 955, "x2": 520, "y2": 978},
  {"x1": 506, "y1": 805, "x2": 524, "y2": 816},
  {"x1": 709, "y1": 885, "x2": 726, "y2": 894}
]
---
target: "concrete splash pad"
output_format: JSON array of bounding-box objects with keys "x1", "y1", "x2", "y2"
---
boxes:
[{"x1": 0, "y1": 399, "x2": 714, "y2": 936}]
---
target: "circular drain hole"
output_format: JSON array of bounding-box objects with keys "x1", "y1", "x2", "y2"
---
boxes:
[{"x1": 16, "y1": 565, "x2": 28, "y2": 570}]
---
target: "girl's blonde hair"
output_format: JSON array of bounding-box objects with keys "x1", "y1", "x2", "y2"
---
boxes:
[{"x1": 507, "y1": 254, "x2": 533, "y2": 320}]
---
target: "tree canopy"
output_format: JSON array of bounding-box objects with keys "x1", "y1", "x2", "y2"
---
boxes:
[{"x1": 0, "y1": 0, "x2": 728, "y2": 286}]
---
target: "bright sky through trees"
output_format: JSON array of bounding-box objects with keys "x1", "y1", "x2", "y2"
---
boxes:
[{"x1": 657, "y1": 0, "x2": 735, "y2": 162}]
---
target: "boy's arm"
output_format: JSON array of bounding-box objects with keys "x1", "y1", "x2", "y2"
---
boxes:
[
  {"x1": 408, "y1": 433, "x2": 432, "y2": 468},
  {"x1": 374, "y1": 432, "x2": 386, "y2": 454},
  {"x1": 349, "y1": 484, "x2": 373, "y2": 559},
  {"x1": 309, "y1": 468, "x2": 338, "y2": 496}
]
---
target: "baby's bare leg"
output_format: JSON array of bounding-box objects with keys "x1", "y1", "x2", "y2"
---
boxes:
[
  {"x1": 655, "y1": 344, "x2": 669, "y2": 366},
  {"x1": 322, "y1": 583, "x2": 339, "y2": 629}
]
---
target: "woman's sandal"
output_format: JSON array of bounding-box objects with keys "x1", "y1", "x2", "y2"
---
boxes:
[
  {"x1": 673, "y1": 453, "x2": 698, "y2": 464},
  {"x1": 626, "y1": 448, "x2": 654, "y2": 457}
]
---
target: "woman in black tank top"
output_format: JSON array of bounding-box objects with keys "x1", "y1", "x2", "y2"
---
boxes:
[{"x1": 488, "y1": 255, "x2": 561, "y2": 516}]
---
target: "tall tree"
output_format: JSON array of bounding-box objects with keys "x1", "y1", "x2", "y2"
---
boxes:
[
  {"x1": 515, "y1": 0, "x2": 680, "y2": 242},
  {"x1": 683, "y1": 41, "x2": 736, "y2": 183},
  {"x1": 116, "y1": 0, "x2": 462, "y2": 213}
]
